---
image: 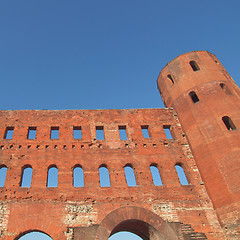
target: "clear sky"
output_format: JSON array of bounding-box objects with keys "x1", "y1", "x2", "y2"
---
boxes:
[{"x1": 1, "y1": 1, "x2": 240, "y2": 240}]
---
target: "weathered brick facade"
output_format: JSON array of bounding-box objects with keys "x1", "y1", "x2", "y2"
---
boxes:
[{"x1": 0, "y1": 51, "x2": 239, "y2": 239}]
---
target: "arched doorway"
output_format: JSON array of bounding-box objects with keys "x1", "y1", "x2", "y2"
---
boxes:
[{"x1": 15, "y1": 231, "x2": 52, "y2": 240}]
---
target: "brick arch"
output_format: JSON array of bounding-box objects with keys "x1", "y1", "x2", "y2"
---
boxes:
[{"x1": 95, "y1": 206, "x2": 179, "y2": 240}]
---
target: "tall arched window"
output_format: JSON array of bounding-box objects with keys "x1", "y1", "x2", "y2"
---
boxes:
[
  {"x1": 99, "y1": 165, "x2": 111, "y2": 187},
  {"x1": 47, "y1": 165, "x2": 58, "y2": 187},
  {"x1": 175, "y1": 164, "x2": 189, "y2": 185},
  {"x1": 0, "y1": 165, "x2": 7, "y2": 187},
  {"x1": 222, "y1": 116, "x2": 237, "y2": 131},
  {"x1": 20, "y1": 165, "x2": 33, "y2": 187},
  {"x1": 189, "y1": 61, "x2": 200, "y2": 71},
  {"x1": 124, "y1": 164, "x2": 137, "y2": 187},
  {"x1": 220, "y1": 83, "x2": 232, "y2": 95},
  {"x1": 73, "y1": 165, "x2": 84, "y2": 187},
  {"x1": 189, "y1": 91, "x2": 199, "y2": 103},
  {"x1": 150, "y1": 164, "x2": 163, "y2": 186}
]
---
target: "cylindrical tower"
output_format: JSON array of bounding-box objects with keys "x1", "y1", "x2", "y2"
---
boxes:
[{"x1": 157, "y1": 51, "x2": 240, "y2": 229}]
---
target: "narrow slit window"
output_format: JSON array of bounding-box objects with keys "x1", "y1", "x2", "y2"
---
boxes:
[
  {"x1": 222, "y1": 116, "x2": 236, "y2": 131},
  {"x1": 119, "y1": 126, "x2": 127, "y2": 140},
  {"x1": 73, "y1": 166, "x2": 84, "y2": 187},
  {"x1": 124, "y1": 165, "x2": 137, "y2": 187},
  {"x1": 150, "y1": 165, "x2": 163, "y2": 186},
  {"x1": 0, "y1": 166, "x2": 7, "y2": 187},
  {"x1": 50, "y1": 127, "x2": 59, "y2": 139},
  {"x1": 220, "y1": 83, "x2": 232, "y2": 95},
  {"x1": 189, "y1": 91, "x2": 199, "y2": 103},
  {"x1": 175, "y1": 164, "x2": 189, "y2": 185},
  {"x1": 4, "y1": 127, "x2": 14, "y2": 139},
  {"x1": 99, "y1": 165, "x2": 110, "y2": 187},
  {"x1": 163, "y1": 125, "x2": 173, "y2": 139},
  {"x1": 73, "y1": 126, "x2": 82, "y2": 139},
  {"x1": 167, "y1": 74, "x2": 174, "y2": 85},
  {"x1": 28, "y1": 127, "x2": 36, "y2": 139},
  {"x1": 141, "y1": 125, "x2": 150, "y2": 138},
  {"x1": 21, "y1": 166, "x2": 33, "y2": 187},
  {"x1": 96, "y1": 126, "x2": 104, "y2": 140},
  {"x1": 47, "y1": 166, "x2": 58, "y2": 187},
  {"x1": 189, "y1": 61, "x2": 200, "y2": 71}
]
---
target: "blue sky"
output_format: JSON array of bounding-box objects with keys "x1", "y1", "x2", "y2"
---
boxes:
[{"x1": 1, "y1": 1, "x2": 240, "y2": 239}]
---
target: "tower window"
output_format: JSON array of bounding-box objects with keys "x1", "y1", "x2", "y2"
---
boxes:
[
  {"x1": 124, "y1": 164, "x2": 137, "y2": 187},
  {"x1": 222, "y1": 116, "x2": 236, "y2": 131},
  {"x1": 96, "y1": 126, "x2": 104, "y2": 140},
  {"x1": 220, "y1": 83, "x2": 232, "y2": 95},
  {"x1": 0, "y1": 166, "x2": 7, "y2": 187},
  {"x1": 150, "y1": 164, "x2": 163, "y2": 186},
  {"x1": 99, "y1": 165, "x2": 110, "y2": 187},
  {"x1": 189, "y1": 61, "x2": 200, "y2": 71},
  {"x1": 4, "y1": 127, "x2": 14, "y2": 139},
  {"x1": 167, "y1": 74, "x2": 174, "y2": 85},
  {"x1": 73, "y1": 126, "x2": 82, "y2": 139},
  {"x1": 73, "y1": 165, "x2": 84, "y2": 187},
  {"x1": 175, "y1": 164, "x2": 189, "y2": 185},
  {"x1": 163, "y1": 125, "x2": 173, "y2": 139},
  {"x1": 141, "y1": 125, "x2": 150, "y2": 138},
  {"x1": 189, "y1": 91, "x2": 199, "y2": 103},
  {"x1": 20, "y1": 165, "x2": 33, "y2": 187},
  {"x1": 119, "y1": 126, "x2": 127, "y2": 140},
  {"x1": 28, "y1": 127, "x2": 36, "y2": 139},
  {"x1": 50, "y1": 127, "x2": 59, "y2": 139},
  {"x1": 47, "y1": 165, "x2": 58, "y2": 187}
]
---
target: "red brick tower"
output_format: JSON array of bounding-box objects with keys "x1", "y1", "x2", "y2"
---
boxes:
[{"x1": 157, "y1": 51, "x2": 240, "y2": 235}]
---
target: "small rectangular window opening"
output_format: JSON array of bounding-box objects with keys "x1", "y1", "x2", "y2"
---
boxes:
[
  {"x1": 119, "y1": 126, "x2": 127, "y2": 140},
  {"x1": 50, "y1": 127, "x2": 59, "y2": 139},
  {"x1": 28, "y1": 127, "x2": 36, "y2": 139},
  {"x1": 189, "y1": 91, "x2": 199, "y2": 103},
  {"x1": 163, "y1": 125, "x2": 173, "y2": 139},
  {"x1": 96, "y1": 126, "x2": 104, "y2": 140},
  {"x1": 141, "y1": 125, "x2": 150, "y2": 138},
  {"x1": 4, "y1": 127, "x2": 14, "y2": 139},
  {"x1": 73, "y1": 126, "x2": 82, "y2": 139}
]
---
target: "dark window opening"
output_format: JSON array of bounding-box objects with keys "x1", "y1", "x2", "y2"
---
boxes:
[
  {"x1": 220, "y1": 83, "x2": 232, "y2": 95},
  {"x1": 73, "y1": 126, "x2": 82, "y2": 139},
  {"x1": 189, "y1": 91, "x2": 199, "y2": 103},
  {"x1": 96, "y1": 126, "x2": 104, "y2": 140},
  {"x1": 47, "y1": 165, "x2": 58, "y2": 187},
  {"x1": 124, "y1": 164, "x2": 137, "y2": 187},
  {"x1": 99, "y1": 165, "x2": 111, "y2": 187},
  {"x1": 150, "y1": 164, "x2": 163, "y2": 186},
  {"x1": 50, "y1": 127, "x2": 59, "y2": 139},
  {"x1": 119, "y1": 126, "x2": 127, "y2": 140},
  {"x1": 189, "y1": 61, "x2": 200, "y2": 71},
  {"x1": 0, "y1": 166, "x2": 7, "y2": 187},
  {"x1": 167, "y1": 74, "x2": 174, "y2": 85},
  {"x1": 28, "y1": 127, "x2": 37, "y2": 139},
  {"x1": 163, "y1": 125, "x2": 173, "y2": 139},
  {"x1": 20, "y1": 165, "x2": 32, "y2": 187},
  {"x1": 175, "y1": 164, "x2": 189, "y2": 185},
  {"x1": 4, "y1": 127, "x2": 14, "y2": 139},
  {"x1": 73, "y1": 166, "x2": 84, "y2": 187},
  {"x1": 141, "y1": 125, "x2": 150, "y2": 138},
  {"x1": 222, "y1": 116, "x2": 237, "y2": 131}
]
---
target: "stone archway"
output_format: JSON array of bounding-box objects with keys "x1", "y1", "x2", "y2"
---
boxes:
[{"x1": 95, "y1": 206, "x2": 179, "y2": 240}]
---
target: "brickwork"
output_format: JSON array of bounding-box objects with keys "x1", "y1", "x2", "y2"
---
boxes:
[{"x1": 0, "y1": 51, "x2": 239, "y2": 239}]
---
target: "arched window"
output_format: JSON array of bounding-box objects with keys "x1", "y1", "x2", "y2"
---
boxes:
[
  {"x1": 222, "y1": 116, "x2": 237, "y2": 131},
  {"x1": 0, "y1": 165, "x2": 7, "y2": 187},
  {"x1": 17, "y1": 231, "x2": 52, "y2": 240},
  {"x1": 220, "y1": 83, "x2": 232, "y2": 95},
  {"x1": 167, "y1": 74, "x2": 174, "y2": 85},
  {"x1": 47, "y1": 165, "x2": 58, "y2": 187},
  {"x1": 99, "y1": 165, "x2": 111, "y2": 187},
  {"x1": 150, "y1": 164, "x2": 163, "y2": 186},
  {"x1": 189, "y1": 91, "x2": 199, "y2": 103},
  {"x1": 124, "y1": 164, "x2": 137, "y2": 187},
  {"x1": 175, "y1": 164, "x2": 189, "y2": 185},
  {"x1": 189, "y1": 61, "x2": 200, "y2": 71},
  {"x1": 20, "y1": 165, "x2": 33, "y2": 187},
  {"x1": 73, "y1": 165, "x2": 84, "y2": 187}
]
